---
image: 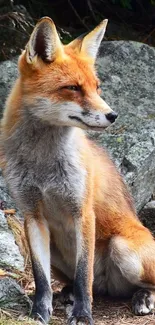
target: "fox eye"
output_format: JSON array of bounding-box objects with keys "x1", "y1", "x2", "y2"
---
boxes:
[{"x1": 63, "y1": 85, "x2": 80, "y2": 91}]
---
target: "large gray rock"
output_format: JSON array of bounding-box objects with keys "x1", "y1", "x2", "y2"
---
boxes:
[
  {"x1": 0, "y1": 169, "x2": 17, "y2": 210},
  {"x1": 0, "y1": 58, "x2": 18, "y2": 117},
  {"x1": 0, "y1": 41, "x2": 155, "y2": 212},
  {"x1": 90, "y1": 41, "x2": 155, "y2": 211},
  {"x1": 140, "y1": 200, "x2": 155, "y2": 234},
  {"x1": 0, "y1": 59, "x2": 21, "y2": 214},
  {"x1": 0, "y1": 54, "x2": 22, "y2": 215},
  {"x1": 0, "y1": 211, "x2": 24, "y2": 270}
]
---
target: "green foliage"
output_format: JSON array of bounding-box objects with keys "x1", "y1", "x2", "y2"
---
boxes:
[
  {"x1": 111, "y1": 0, "x2": 132, "y2": 9},
  {"x1": 111, "y1": 0, "x2": 155, "y2": 9}
]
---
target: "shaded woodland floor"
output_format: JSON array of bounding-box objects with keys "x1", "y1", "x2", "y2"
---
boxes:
[{"x1": 0, "y1": 294, "x2": 155, "y2": 325}]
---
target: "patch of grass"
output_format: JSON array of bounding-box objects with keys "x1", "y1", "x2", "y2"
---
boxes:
[
  {"x1": 0, "y1": 313, "x2": 38, "y2": 325},
  {"x1": 0, "y1": 319, "x2": 36, "y2": 325},
  {"x1": 0, "y1": 312, "x2": 62, "y2": 325}
]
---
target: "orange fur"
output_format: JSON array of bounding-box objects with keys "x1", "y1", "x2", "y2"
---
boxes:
[
  {"x1": 1, "y1": 18, "x2": 155, "y2": 321},
  {"x1": 2, "y1": 23, "x2": 155, "y2": 282}
]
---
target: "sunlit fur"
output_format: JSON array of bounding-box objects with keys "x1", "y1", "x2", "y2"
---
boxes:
[{"x1": 2, "y1": 19, "x2": 112, "y2": 135}]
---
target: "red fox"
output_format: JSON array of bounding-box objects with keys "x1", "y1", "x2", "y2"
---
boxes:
[{"x1": 1, "y1": 16, "x2": 155, "y2": 325}]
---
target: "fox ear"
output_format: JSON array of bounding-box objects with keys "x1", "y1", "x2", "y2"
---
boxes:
[
  {"x1": 67, "y1": 19, "x2": 108, "y2": 60},
  {"x1": 81, "y1": 19, "x2": 108, "y2": 59},
  {"x1": 26, "y1": 17, "x2": 63, "y2": 64}
]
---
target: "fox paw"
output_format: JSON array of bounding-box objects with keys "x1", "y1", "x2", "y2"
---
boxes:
[
  {"x1": 68, "y1": 302, "x2": 93, "y2": 325},
  {"x1": 69, "y1": 315, "x2": 93, "y2": 325},
  {"x1": 132, "y1": 289, "x2": 154, "y2": 315},
  {"x1": 31, "y1": 299, "x2": 52, "y2": 324}
]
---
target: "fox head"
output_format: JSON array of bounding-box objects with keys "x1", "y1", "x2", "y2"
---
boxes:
[{"x1": 19, "y1": 17, "x2": 118, "y2": 130}]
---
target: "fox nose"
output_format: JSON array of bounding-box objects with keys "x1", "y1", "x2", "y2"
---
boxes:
[{"x1": 106, "y1": 111, "x2": 118, "y2": 124}]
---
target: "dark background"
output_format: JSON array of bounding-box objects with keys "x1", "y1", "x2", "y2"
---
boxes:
[{"x1": 0, "y1": 0, "x2": 155, "y2": 61}]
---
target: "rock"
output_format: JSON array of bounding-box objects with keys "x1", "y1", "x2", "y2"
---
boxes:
[
  {"x1": 0, "y1": 58, "x2": 18, "y2": 117},
  {"x1": 90, "y1": 41, "x2": 155, "y2": 211},
  {"x1": 0, "y1": 277, "x2": 31, "y2": 311},
  {"x1": 0, "y1": 41, "x2": 155, "y2": 213},
  {"x1": 0, "y1": 169, "x2": 17, "y2": 209},
  {"x1": 0, "y1": 210, "x2": 24, "y2": 271},
  {"x1": 139, "y1": 200, "x2": 155, "y2": 234},
  {"x1": 0, "y1": 4, "x2": 34, "y2": 61}
]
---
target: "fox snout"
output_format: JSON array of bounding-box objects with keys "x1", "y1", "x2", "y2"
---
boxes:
[
  {"x1": 77, "y1": 95, "x2": 118, "y2": 130},
  {"x1": 106, "y1": 111, "x2": 118, "y2": 124},
  {"x1": 74, "y1": 97, "x2": 118, "y2": 130},
  {"x1": 68, "y1": 106, "x2": 118, "y2": 131}
]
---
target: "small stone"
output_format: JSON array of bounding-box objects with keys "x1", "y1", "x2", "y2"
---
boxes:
[
  {"x1": 0, "y1": 277, "x2": 32, "y2": 311},
  {"x1": 0, "y1": 210, "x2": 24, "y2": 271}
]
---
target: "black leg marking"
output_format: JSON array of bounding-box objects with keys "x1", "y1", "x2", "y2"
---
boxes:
[
  {"x1": 31, "y1": 258, "x2": 52, "y2": 324},
  {"x1": 25, "y1": 215, "x2": 52, "y2": 324},
  {"x1": 69, "y1": 255, "x2": 93, "y2": 325},
  {"x1": 132, "y1": 289, "x2": 154, "y2": 316}
]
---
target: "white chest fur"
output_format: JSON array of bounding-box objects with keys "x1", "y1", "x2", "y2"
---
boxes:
[{"x1": 5, "y1": 118, "x2": 86, "y2": 273}]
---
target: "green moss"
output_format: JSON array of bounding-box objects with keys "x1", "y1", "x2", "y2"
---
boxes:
[
  {"x1": 116, "y1": 136, "x2": 123, "y2": 143},
  {"x1": 147, "y1": 114, "x2": 155, "y2": 119}
]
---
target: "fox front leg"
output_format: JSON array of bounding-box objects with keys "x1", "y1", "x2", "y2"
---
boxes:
[
  {"x1": 25, "y1": 214, "x2": 52, "y2": 324},
  {"x1": 69, "y1": 210, "x2": 95, "y2": 325}
]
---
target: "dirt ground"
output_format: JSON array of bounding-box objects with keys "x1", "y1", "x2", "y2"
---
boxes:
[
  {"x1": 52, "y1": 295, "x2": 155, "y2": 325},
  {"x1": 1, "y1": 295, "x2": 155, "y2": 325}
]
